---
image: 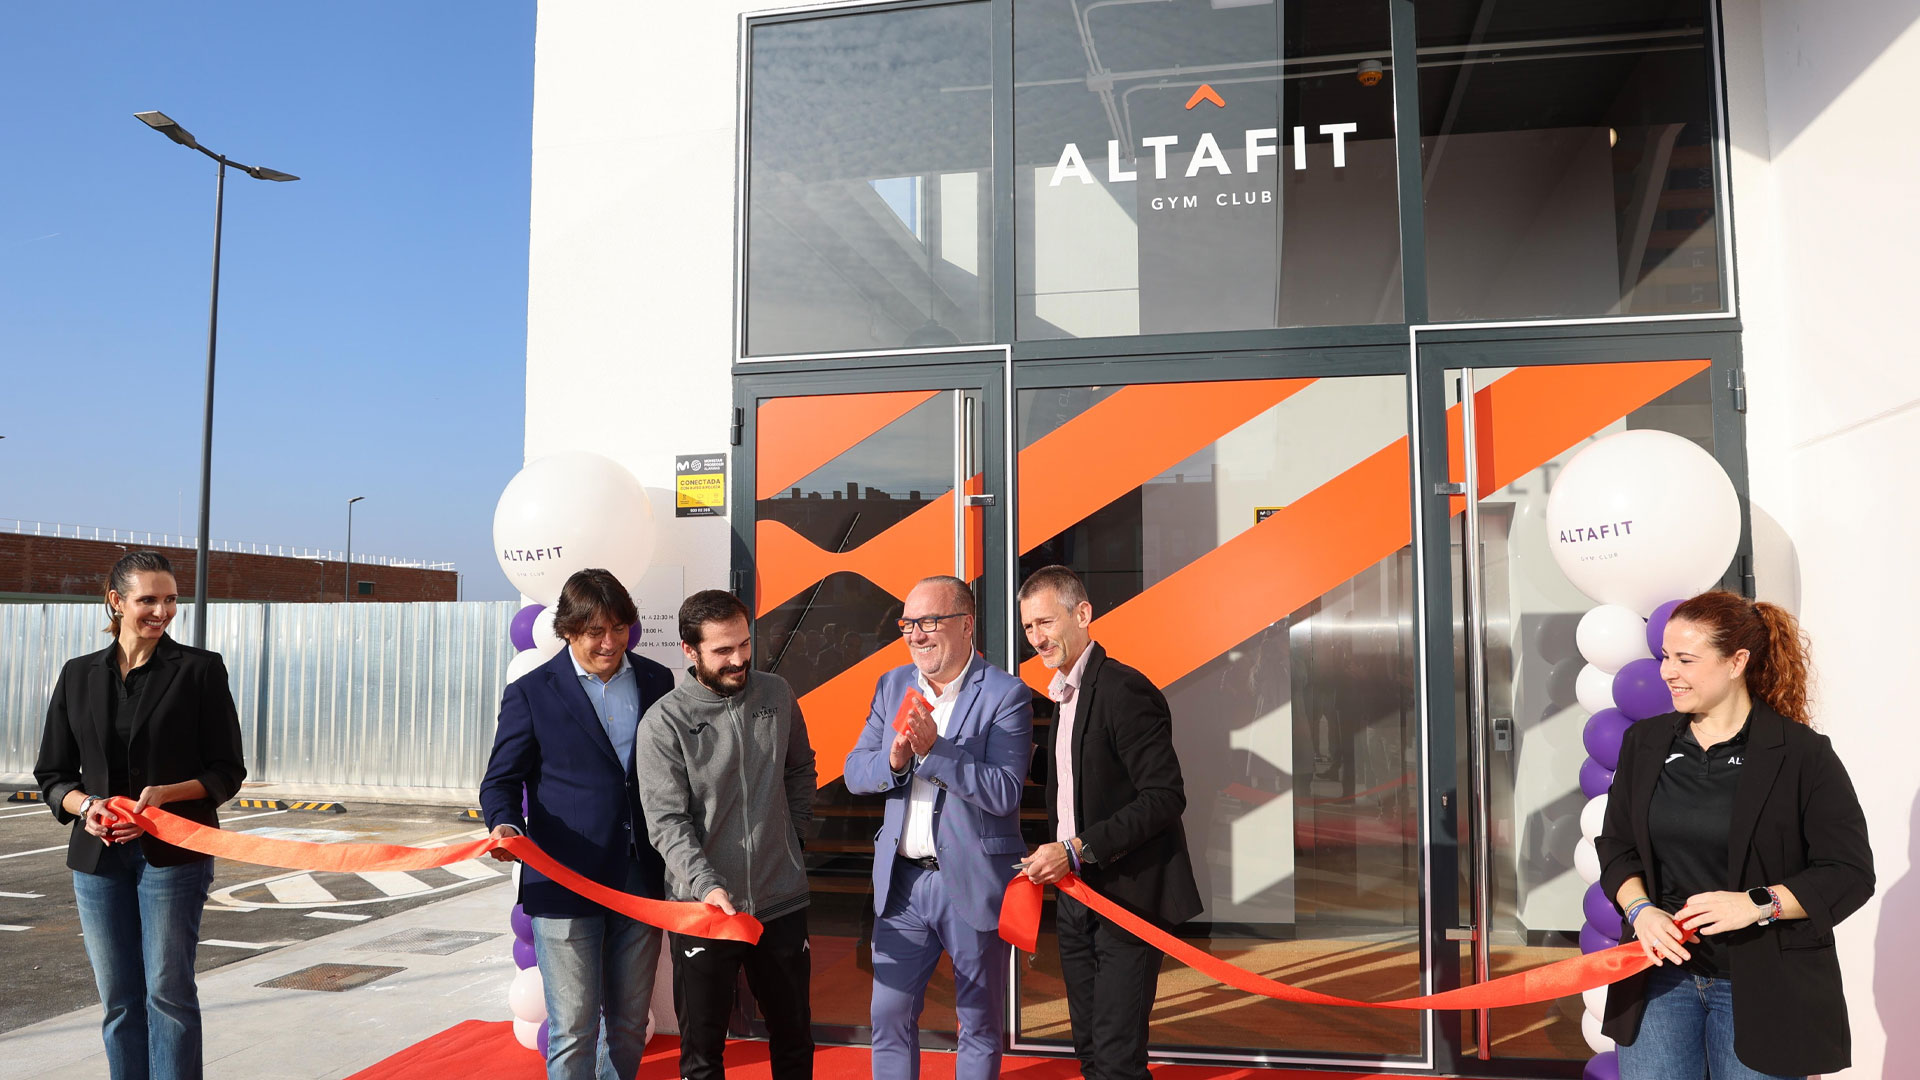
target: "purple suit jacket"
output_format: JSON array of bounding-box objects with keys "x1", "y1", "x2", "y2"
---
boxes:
[{"x1": 843, "y1": 657, "x2": 1034, "y2": 933}]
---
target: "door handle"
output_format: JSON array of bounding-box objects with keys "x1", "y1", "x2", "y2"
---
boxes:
[{"x1": 963, "y1": 494, "x2": 996, "y2": 506}]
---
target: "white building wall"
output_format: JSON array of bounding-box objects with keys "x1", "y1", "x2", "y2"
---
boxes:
[
  {"x1": 1725, "y1": 2, "x2": 1920, "y2": 1075},
  {"x1": 526, "y1": 0, "x2": 753, "y2": 599}
]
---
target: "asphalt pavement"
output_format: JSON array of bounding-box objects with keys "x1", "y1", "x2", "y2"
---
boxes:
[{"x1": 0, "y1": 798, "x2": 510, "y2": 1035}]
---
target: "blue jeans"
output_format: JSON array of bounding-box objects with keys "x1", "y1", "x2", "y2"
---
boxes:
[
  {"x1": 531, "y1": 911, "x2": 661, "y2": 1080},
  {"x1": 72, "y1": 843, "x2": 215, "y2": 1080},
  {"x1": 1618, "y1": 965, "x2": 1802, "y2": 1080}
]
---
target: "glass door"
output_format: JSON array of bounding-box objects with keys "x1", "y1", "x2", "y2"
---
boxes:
[
  {"x1": 1008, "y1": 358, "x2": 1432, "y2": 1071},
  {"x1": 1425, "y1": 339, "x2": 1746, "y2": 1071},
  {"x1": 733, "y1": 359, "x2": 1009, "y2": 1049}
]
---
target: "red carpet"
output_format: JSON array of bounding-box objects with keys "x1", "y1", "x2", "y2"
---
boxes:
[{"x1": 345, "y1": 1020, "x2": 1403, "y2": 1079}]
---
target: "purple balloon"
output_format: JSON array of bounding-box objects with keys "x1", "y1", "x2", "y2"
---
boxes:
[
  {"x1": 1582, "y1": 882, "x2": 1619, "y2": 933},
  {"x1": 513, "y1": 936, "x2": 538, "y2": 970},
  {"x1": 1646, "y1": 599, "x2": 1683, "y2": 658},
  {"x1": 1582, "y1": 708, "x2": 1634, "y2": 772},
  {"x1": 1580, "y1": 922, "x2": 1620, "y2": 955},
  {"x1": 510, "y1": 605, "x2": 545, "y2": 652},
  {"x1": 535, "y1": 1020, "x2": 550, "y2": 1056},
  {"x1": 509, "y1": 903, "x2": 533, "y2": 943},
  {"x1": 627, "y1": 621, "x2": 642, "y2": 650},
  {"x1": 1584, "y1": 1050, "x2": 1620, "y2": 1080},
  {"x1": 1580, "y1": 757, "x2": 1616, "y2": 799},
  {"x1": 1611, "y1": 658, "x2": 1672, "y2": 721}
]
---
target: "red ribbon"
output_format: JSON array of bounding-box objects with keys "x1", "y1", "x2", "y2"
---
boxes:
[
  {"x1": 892, "y1": 689, "x2": 929, "y2": 734},
  {"x1": 1000, "y1": 874, "x2": 1657, "y2": 1011},
  {"x1": 106, "y1": 797, "x2": 763, "y2": 944}
]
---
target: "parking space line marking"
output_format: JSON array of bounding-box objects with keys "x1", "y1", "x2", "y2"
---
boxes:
[
  {"x1": 358, "y1": 871, "x2": 432, "y2": 897},
  {"x1": 0, "y1": 808, "x2": 51, "y2": 819},
  {"x1": 264, "y1": 873, "x2": 336, "y2": 905},
  {"x1": 441, "y1": 860, "x2": 502, "y2": 881},
  {"x1": 0, "y1": 924, "x2": 30, "y2": 932},
  {"x1": 0, "y1": 846, "x2": 66, "y2": 860},
  {"x1": 201, "y1": 939, "x2": 295, "y2": 949},
  {"x1": 0, "y1": 891, "x2": 46, "y2": 899},
  {"x1": 306, "y1": 911, "x2": 372, "y2": 922}
]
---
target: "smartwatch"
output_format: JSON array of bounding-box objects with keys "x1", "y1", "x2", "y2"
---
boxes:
[{"x1": 1746, "y1": 886, "x2": 1774, "y2": 925}]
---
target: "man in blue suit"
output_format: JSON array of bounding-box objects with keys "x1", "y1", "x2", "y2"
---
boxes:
[
  {"x1": 844, "y1": 575, "x2": 1033, "y2": 1080},
  {"x1": 480, "y1": 569, "x2": 676, "y2": 1080}
]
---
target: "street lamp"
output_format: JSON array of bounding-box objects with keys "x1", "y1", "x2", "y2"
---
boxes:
[
  {"x1": 135, "y1": 110, "x2": 298, "y2": 645},
  {"x1": 345, "y1": 496, "x2": 365, "y2": 600}
]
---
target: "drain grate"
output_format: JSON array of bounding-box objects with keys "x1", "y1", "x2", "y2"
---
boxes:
[
  {"x1": 349, "y1": 928, "x2": 501, "y2": 956},
  {"x1": 257, "y1": 963, "x2": 404, "y2": 992}
]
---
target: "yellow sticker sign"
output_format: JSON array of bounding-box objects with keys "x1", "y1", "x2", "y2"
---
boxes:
[{"x1": 675, "y1": 454, "x2": 727, "y2": 518}]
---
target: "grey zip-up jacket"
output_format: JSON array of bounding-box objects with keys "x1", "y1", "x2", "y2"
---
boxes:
[{"x1": 635, "y1": 669, "x2": 816, "y2": 923}]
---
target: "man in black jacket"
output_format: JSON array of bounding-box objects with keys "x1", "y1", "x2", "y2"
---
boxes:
[{"x1": 1017, "y1": 565, "x2": 1201, "y2": 1080}]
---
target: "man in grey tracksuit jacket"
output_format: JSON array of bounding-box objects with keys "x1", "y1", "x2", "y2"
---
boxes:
[{"x1": 635, "y1": 589, "x2": 816, "y2": 1080}]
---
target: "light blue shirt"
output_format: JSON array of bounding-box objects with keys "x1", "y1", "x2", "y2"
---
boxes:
[{"x1": 569, "y1": 649, "x2": 639, "y2": 769}]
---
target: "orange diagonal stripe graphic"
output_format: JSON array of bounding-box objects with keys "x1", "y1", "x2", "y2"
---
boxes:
[
  {"x1": 1019, "y1": 379, "x2": 1313, "y2": 553},
  {"x1": 757, "y1": 389, "x2": 940, "y2": 500},
  {"x1": 1185, "y1": 84, "x2": 1226, "y2": 109},
  {"x1": 755, "y1": 478, "x2": 986, "y2": 616},
  {"x1": 1020, "y1": 360, "x2": 1708, "y2": 693},
  {"x1": 798, "y1": 638, "x2": 911, "y2": 787}
]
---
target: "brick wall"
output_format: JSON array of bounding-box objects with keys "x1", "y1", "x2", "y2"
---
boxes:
[{"x1": 0, "y1": 535, "x2": 457, "y2": 603}]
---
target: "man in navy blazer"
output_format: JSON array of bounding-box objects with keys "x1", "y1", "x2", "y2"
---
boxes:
[
  {"x1": 844, "y1": 575, "x2": 1033, "y2": 1080},
  {"x1": 480, "y1": 569, "x2": 676, "y2": 1080}
]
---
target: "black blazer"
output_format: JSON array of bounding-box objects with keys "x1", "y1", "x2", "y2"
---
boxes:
[
  {"x1": 1043, "y1": 643, "x2": 1203, "y2": 927},
  {"x1": 1595, "y1": 705, "x2": 1874, "y2": 1076},
  {"x1": 478, "y1": 649, "x2": 676, "y2": 918},
  {"x1": 34, "y1": 635, "x2": 247, "y2": 872}
]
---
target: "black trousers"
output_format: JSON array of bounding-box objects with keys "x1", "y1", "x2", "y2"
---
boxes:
[
  {"x1": 1056, "y1": 893, "x2": 1164, "y2": 1080},
  {"x1": 669, "y1": 908, "x2": 814, "y2": 1080}
]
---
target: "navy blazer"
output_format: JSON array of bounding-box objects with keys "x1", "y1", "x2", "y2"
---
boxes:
[
  {"x1": 479, "y1": 648, "x2": 676, "y2": 918},
  {"x1": 843, "y1": 657, "x2": 1033, "y2": 933}
]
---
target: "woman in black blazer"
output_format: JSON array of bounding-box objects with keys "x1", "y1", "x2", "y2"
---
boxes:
[
  {"x1": 34, "y1": 550, "x2": 247, "y2": 1080},
  {"x1": 1596, "y1": 590, "x2": 1872, "y2": 1079}
]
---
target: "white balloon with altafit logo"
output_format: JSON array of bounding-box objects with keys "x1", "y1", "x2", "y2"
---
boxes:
[
  {"x1": 493, "y1": 451, "x2": 657, "y2": 607},
  {"x1": 1545, "y1": 429, "x2": 1740, "y2": 617}
]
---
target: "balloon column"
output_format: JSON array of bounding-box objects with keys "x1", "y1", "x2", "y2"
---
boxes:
[
  {"x1": 1546, "y1": 429, "x2": 1741, "y2": 1079},
  {"x1": 491, "y1": 451, "x2": 661, "y2": 1054}
]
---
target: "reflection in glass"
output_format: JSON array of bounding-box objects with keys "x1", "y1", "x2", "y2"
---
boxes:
[
  {"x1": 746, "y1": 4, "x2": 993, "y2": 355},
  {"x1": 1447, "y1": 365, "x2": 1715, "y2": 1059},
  {"x1": 1418, "y1": 1, "x2": 1723, "y2": 320},
  {"x1": 1014, "y1": 0, "x2": 1402, "y2": 339},
  {"x1": 1014, "y1": 376, "x2": 1423, "y2": 1059}
]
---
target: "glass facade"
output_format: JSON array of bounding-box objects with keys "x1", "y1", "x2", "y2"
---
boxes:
[
  {"x1": 1417, "y1": 1, "x2": 1723, "y2": 320},
  {"x1": 1013, "y1": 0, "x2": 1402, "y2": 338},
  {"x1": 745, "y1": 4, "x2": 994, "y2": 356}
]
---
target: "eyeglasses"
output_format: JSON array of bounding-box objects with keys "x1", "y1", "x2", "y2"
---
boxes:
[{"x1": 897, "y1": 612, "x2": 969, "y2": 633}]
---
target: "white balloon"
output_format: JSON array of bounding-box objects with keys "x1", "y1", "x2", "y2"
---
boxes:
[
  {"x1": 1546, "y1": 429, "x2": 1740, "y2": 616},
  {"x1": 1583, "y1": 985, "x2": 1609, "y2": 1019},
  {"x1": 1575, "y1": 664, "x2": 1617, "y2": 716},
  {"x1": 1581, "y1": 1008, "x2": 1616, "y2": 1054},
  {"x1": 512, "y1": 1017, "x2": 542, "y2": 1051},
  {"x1": 532, "y1": 607, "x2": 565, "y2": 658},
  {"x1": 1574, "y1": 836, "x2": 1602, "y2": 884},
  {"x1": 508, "y1": 965, "x2": 547, "y2": 1024},
  {"x1": 505, "y1": 649, "x2": 547, "y2": 685},
  {"x1": 1581, "y1": 794, "x2": 1609, "y2": 840},
  {"x1": 494, "y1": 451, "x2": 658, "y2": 607},
  {"x1": 1577, "y1": 605, "x2": 1650, "y2": 674}
]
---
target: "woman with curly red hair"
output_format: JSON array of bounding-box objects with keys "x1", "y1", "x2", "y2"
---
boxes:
[{"x1": 1596, "y1": 591, "x2": 1874, "y2": 1078}]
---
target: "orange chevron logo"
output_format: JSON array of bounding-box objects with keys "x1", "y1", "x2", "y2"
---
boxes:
[{"x1": 1185, "y1": 84, "x2": 1226, "y2": 110}]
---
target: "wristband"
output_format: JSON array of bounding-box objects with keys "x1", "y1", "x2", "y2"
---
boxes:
[
  {"x1": 1624, "y1": 899, "x2": 1653, "y2": 925},
  {"x1": 1063, "y1": 840, "x2": 1080, "y2": 874},
  {"x1": 1767, "y1": 886, "x2": 1783, "y2": 924}
]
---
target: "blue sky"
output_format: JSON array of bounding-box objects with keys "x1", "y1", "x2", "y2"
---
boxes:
[{"x1": 2, "y1": 4, "x2": 534, "y2": 600}]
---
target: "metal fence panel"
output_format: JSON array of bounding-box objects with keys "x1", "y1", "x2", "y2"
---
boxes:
[{"x1": 1, "y1": 601, "x2": 516, "y2": 793}]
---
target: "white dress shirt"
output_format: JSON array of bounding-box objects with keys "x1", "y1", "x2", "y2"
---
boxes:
[
  {"x1": 897, "y1": 653, "x2": 974, "y2": 860},
  {"x1": 1052, "y1": 642, "x2": 1095, "y2": 845}
]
